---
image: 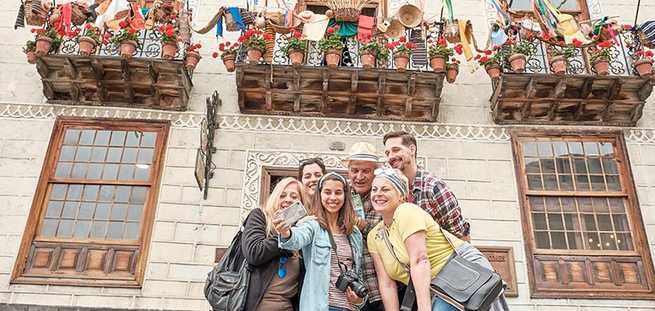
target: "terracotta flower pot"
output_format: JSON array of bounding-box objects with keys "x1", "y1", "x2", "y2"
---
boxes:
[
  {"x1": 222, "y1": 54, "x2": 236, "y2": 72},
  {"x1": 394, "y1": 53, "x2": 410, "y2": 72},
  {"x1": 325, "y1": 48, "x2": 341, "y2": 68},
  {"x1": 485, "y1": 63, "x2": 501, "y2": 79},
  {"x1": 593, "y1": 59, "x2": 610, "y2": 75},
  {"x1": 247, "y1": 48, "x2": 263, "y2": 63},
  {"x1": 360, "y1": 51, "x2": 376, "y2": 69},
  {"x1": 161, "y1": 42, "x2": 178, "y2": 60},
  {"x1": 634, "y1": 59, "x2": 653, "y2": 77},
  {"x1": 78, "y1": 36, "x2": 97, "y2": 56},
  {"x1": 120, "y1": 40, "x2": 138, "y2": 59},
  {"x1": 429, "y1": 55, "x2": 446, "y2": 72},
  {"x1": 549, "y1": 55, "x2": 567, "y2": 75},
  {"x1": 446, "y1": 64, "x2": 459, "y2": 83},
  {"x1": 35, "y1": 36, "x2": 53, "y2": 56},
  {"x1": 185, "y1": 51, "x2": 201, "y2": 71},
  {"x1": 26, "y1": 51, "x2": 37, "y2": 64},
  {"x1": 509, "y1": 53, "x2": 527, "y2": 73},
  {"x1": 288, "y1": 49, "x2": 305, "y2": 66}
]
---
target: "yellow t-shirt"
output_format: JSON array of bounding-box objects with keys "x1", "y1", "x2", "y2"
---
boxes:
[{"x1": 367, "y1": 203, "x2": 465, "y2": 284}]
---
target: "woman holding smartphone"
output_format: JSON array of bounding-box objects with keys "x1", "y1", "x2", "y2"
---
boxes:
[
  {"x1": 274, "y1": 172, "x2": 368, "y2": 311},
  {"x1": 241, "y1": 177, "x2": 310, "y2": 311}
]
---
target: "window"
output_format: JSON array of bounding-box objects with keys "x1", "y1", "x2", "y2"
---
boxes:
[
  {"x1": 508, "y1": 0, "x2": 589, "y2": 19},
  {"x1": 11, "y1": 118, "x2": 169, "y2": 287},
  {"x1": 512, "y1": 131, "x2": 655, "y2": 299}
]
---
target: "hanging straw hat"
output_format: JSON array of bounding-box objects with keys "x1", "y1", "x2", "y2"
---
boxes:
[
  {"x1": 341, "y1": 142, "x2": 385, "y2": 167},
  {"x1": 397, "y1": 3, "x2": 423, "y2": 28},
  {"x1": 385, "y1": 18, "x2": 406, "y2": 39}
]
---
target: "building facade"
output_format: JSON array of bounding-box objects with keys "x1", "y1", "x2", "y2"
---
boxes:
[{"x1": 1, "y1": 0, "x2": 655, "y2": 310}]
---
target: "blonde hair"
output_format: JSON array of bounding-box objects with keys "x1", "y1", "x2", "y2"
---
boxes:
[{"x1": 263, "y1": 177, "x2": 310, "y2": 237}]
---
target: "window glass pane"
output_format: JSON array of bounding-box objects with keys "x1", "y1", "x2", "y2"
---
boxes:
[
  {"x1": 543, "y1": 174, "x2": 558, "y2": 190},
  {"x1": 583, "y1": 142, "x2": 599, "y2": 155},
  {"x1": 99, "y1": 186, "x2": 114, "y2": 202},
  {"x1": 597, "y1": 214, "x2": 612, "y2": 231},
  {"x1": 533, "y1": 213, "x2": 547, "y2": 230},
  {"x1": 124, "y1": 222, "x2": 140, "y2": 240},
  {"x1": 548, "y1": 214, "x2": 564, "y2": 230},
  {"x1": 45, "y1": 201, "x2": 64, "y2": 218},
  {"x1": 134, "y1": 166, "x2": 150, "y2": 180},
  {"x1": 606, "y1": 175, "x2": 621, "y2": 191},
  {"x1": 95, "y1": 130, "x2": 111, "y2": 146},
  {"x1": 61, "y1": 201, "x2": 78, "y2": 219},
  {"x1": 542, "y1": 159, "x2": 555, "y2": 173},
  {"x1": 568, "y1": 141, "x2": 583, "y2": 155},
  {"x1": 78, "y1": 203, "x2": 95, "y2": 220},
  {"x1": 102, "y1": 164, "x2": 119, "y2": 180},
  {"x1": 115, "y1": 186, "x2": 131, "y2": 202},
  {"x1": 125, "y1": 132, "x2": 141, "y2": 147},
  {"x1": 556, "y1": 158, "x2": 571, "y2": 173},
  {"x1": 535, "y1": 231, "x2": 550, "y2": 248},
  {"x1": 583, "y1": 214, "x2": 597, "y2": 231},
  {"x1": 79, "y1": 130, "x2": 95, "y2": 145},
  {"x1": 563, "y1": 213, "x2": 579, "y2": 230},
  {"x1": 575, "y1": 174, "x2": 590, "y2": 190},
  {"x1": 553, "y1": 142, "x2": 568, "y2": 156},
  {"x1": 567, "y1": 232, "x2": 584, "y2": 249},
  {"x1": 122, "y1": 148, "x2": 138, "y2": 163},
  {"x1": 63, "y1": 129, "x2": 80, "y2": 145},
  {"x1": 87, "y1": 164, "x2": 103, "y2": 179},
  {"x1": 528, "y1": 174, "x2": 543, "y2": 190},
  {"x1": 550, "y1": 232, "x2": 567, "y2": 249},
  {"x1": 138, "y1": 148, "x2": 154, "y2": 164},
  {"x1": 602, "y1": 158, "x2": 618, "y2": 174},
  {"x1": 59, "y1": 146, "x2": 76, "y2": 161},
  {"x1": 585, "y1": 232, "x2": 601, "y2": 250},
  {"x1": 91, "y1": 147, "x2": 107, "y2": 162},
  {"x1": 588, "y1": 158, "x2": 602, "y2": 174},
  {"x1": 558, "y1": 175, "x2": 574, "y2": 190},
  {"x1": 600, "y1": 142, "x2": 614, "y2": 156},
  {"x1": 574, "y1": 159, "x2": 588, "y2": 174},
  {"x1": 111, "y1": 204, "x2": 128, "y2": 221},
  {"x1": 590, "y1": 175, "x2": 605, "y2": 191},
  {"x1": 110, "y1": 131, "x2": 126, "y2": 146},
  {"x1": 127, "y1": 204, "x2": 144, "y2": 221},
  {"x1": 616, "y1": 233, "x2": 634, "y2": 250},
  {"x1": 74, "y1": 220, "x2": 91, "y2": 238},
  {"x1": 71, "y1": 163, "x2": 88, "y2": 179},
  {"x1": 107, "y1": 222, "x2": 124, "y2": 239},
  {"x1": 82, "y1": 185, "x2": 99, "y2": 201},
  {"x1": 529, "y1": 197, "x2": 545, "y2": 211},
  {"x1": 600, "y1": 233, "x2": 617, "y2": 250},
  {"x1": 613, "y1": 214, "x2": 630, "y2": 231},
  {"x1": 55, "y1": 163, "x2": 72, "y2": 178},
  {"x1": 41, "y1": 219, "x2": 59, "y2": 237},
  {"x1": 141, "y1": 132, "x2": 156, "y2": 147},
  {"x1": 57, "y1": 220, "x2": 74, "y2": 237},
  {"x1": 95, "y1": 203, "x2": 111, "y2": 220},
  {"x1": 107, "y1": 148, "x2": 123, "y2": 163},
  {"x1": 537, "y1": 142, "x2": 553, "y2": 157},
  {"x1": 67, "y1": 185, "x2": 83, "y2": 200},
  {"x1": 118, "y1": 164, "x2": 135, "y2": 180},
  {"x1": 131, "y1": 187, "x2": 147, "y2": 203},
  {"x1": 90, "y1": 221, "x2": 107, "y2": 238}
]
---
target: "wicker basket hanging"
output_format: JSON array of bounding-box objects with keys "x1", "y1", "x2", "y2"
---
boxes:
[
  {"x1": 24, "y1": 0, "x2": 46, "y2": 26},
  {"x1": 264, "y1": 23, "x2": 276, "y2": 63}
]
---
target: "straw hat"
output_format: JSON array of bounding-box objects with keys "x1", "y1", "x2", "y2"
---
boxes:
[
  {"x1": 397, "y1": 3, "x2": 423, "y2": 28},
  {"x1": 385, "y1": 19, "x2": 406, "y2": 39},
  {"x1": 342, "y1": 142, "x2": 385, "y2": 167}
]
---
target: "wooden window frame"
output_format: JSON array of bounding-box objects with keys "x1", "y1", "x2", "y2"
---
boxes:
[
  {"x1": 511, "y1": 129, "x2": 655, "y2": 299},
  {"x1": 11, "y1": 117, "x2": 169, "y2": 288},
  {"x1": 508, "y1": 0, "x2": 590, "y2": 21}
]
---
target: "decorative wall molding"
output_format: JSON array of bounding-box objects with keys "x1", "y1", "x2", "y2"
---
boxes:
[
  {"x1": 240, "y1": 150, "x2": 426, "y2": 219},
  {"x1": 2, "y1": 103, "x2": 655, "y2": 144}
]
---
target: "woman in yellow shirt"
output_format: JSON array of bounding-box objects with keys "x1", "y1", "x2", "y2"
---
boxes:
[{"x1": 367, "y1": 168, "x2": 506, "y2": 311}]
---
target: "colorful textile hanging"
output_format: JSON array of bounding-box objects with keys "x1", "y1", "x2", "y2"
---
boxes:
[
  {"x1": 486, "y1": 0, "x2": 510, "y2": 27},
  {"x1": 302, "y1": 14, "x2": 329, "y2": 41},
  {"x1": 637, "y1": 20, "x2": 655, "y2": 48},
  {"x1": 61, "y1": 2, "x2": 72, "y2": 34},
  {"x1": 14, "y1": 2, "x2": 25, "y2": 29},
  {"x1": 357, "y1": 15, "x2": 375, "y2": 41},
  {"x1": 328, "y1": 19, "x2": 357, "y2": 37},
  {"x1": 443, "y1": 0, "x2": 454, "y2": 22},
  {"x1": 532, "y1": 0, "x2": 559, "y2": 37},
  {"x1": 130, "y1": 3, "x2": 145, "y2": 30}
]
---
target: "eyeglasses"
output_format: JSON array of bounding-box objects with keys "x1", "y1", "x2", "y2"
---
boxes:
[{"x1": 278, "y1": 256, "x2": 288, "y2": 278}]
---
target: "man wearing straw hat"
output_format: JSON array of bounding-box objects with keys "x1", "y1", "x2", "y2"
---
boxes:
[
  {"x1": 383, "y1": 131, "x2": 470, "y2": 241},
  {"x1": 342, "y1": 142, "x2": 386, "y2": 311}
]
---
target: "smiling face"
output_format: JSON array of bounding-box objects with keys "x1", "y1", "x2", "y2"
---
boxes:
[
  {"x1": 348, "y1": 160, "x2": 378, "y2": 195},
  {"x1": 371, "y1": 177, "x2": 404, "y2": 214},
  {"x1": 384, "y1": 137, "x2": 416, "y2": 172},
  {"x1": 301, "y1": 163, "x2": 324, "y2": 196},
  {"x1": 320, "y1": 179, "x2": 345, "y2": 216},
  {"x1": 278, "y1": 183, "x2": 301, "y2": 210}
]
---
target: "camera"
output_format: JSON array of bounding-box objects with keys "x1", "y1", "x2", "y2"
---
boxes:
[{"x1": 335, "y1": 269, "x2": 368, "y2": 298}]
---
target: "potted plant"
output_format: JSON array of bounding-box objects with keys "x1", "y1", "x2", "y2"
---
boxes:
[
  {"x1": 78, "y1": 23, "x2": 102, "y2": 56},
  {"x1": 185, "y1": 43, "x2": 202, "y2": 71},
  {"x1": 23, "y1": 40, "x2": 37, "y2": 64},
  {"x1": 427, "y1": 37, "x2": 458, "y2": 72},
  {"x1": 238, "y1": 28, "x2": 271, "y2": 64},
  {"x1": 387, "y1": 36, "x2": 417, "y2": 72},
  {"x1": 377, "y1": 41, "x2": 391, "y2": 68},
  {"x1": 507, "y1": 38, "x2": 533, "y2": 73},
  {"x1": 548, "y1": 39, "x2": 581, "y2": 74},
  {"x1": 318, "y1": 27, "x2": 344, "y2": 68},
  {"x1": 634, "y1": 49, "x2": 654, "y2": 77},
  {"x1": 213, "y1": 41, "x2": 240, "y2": 72},
  {"x1": 111, "y1": 20, "x2": 140, "y2": 59},
  {"x1": 475, "y1": 49, "x2": 504, "y2": 79},
  {"x1": 446, "y1": 58, "x2": 460, "y2": 83},
  {"x1": 359, "y1": 36, "x2": 381, "y2": 69},
  {"x1": 283, "y1": 30, "x2": 306, "y2": 66},
  {"x1": 31, "y1": 27, "x2": 63, "y2": 56},
  {"x1": 589, "y1": 40, "x2": 613, "y2": 75},
  {"x1": 159, "y1": 22, "x2": 178, "y2": 60}
]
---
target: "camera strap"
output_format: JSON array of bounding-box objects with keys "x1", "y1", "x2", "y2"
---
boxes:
[{"x1": 327, "y1": 229, "x2": 354, "y2": 274}]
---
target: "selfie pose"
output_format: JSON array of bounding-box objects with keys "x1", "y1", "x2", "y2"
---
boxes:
[
  {"x1": 241, "y1": 177, "x2": 310, "y2": 311},
  {"x1": 367, "y1": 169, "x2": 507, "y2": 311},
  {"x1": 275, "y1": 172, "x2": 368, "y2": 311}
]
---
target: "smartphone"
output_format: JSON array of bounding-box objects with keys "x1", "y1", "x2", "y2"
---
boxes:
[{"x1": 276, "y1": 201, "x2": 307, "y2": 227}]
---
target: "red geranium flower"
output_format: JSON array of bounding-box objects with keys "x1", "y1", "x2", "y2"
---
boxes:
[
  {"x1": 646, "y1": 50, "x2": 654, "y2": 58},
  {"x1": 85, "y1": 23, "x2": 93, "y2": 30},
  {"x1": 454, "y1": 43, "x2": 463, "y2": 54},
  {"x1": 484, "y1": 50, "x2": 492, "y2": 55},
  {"x1": 212, "y1": 52, "x2": 219, "y2": 58},
  {"x1": 623, "y1": 24, "x2": 633, "y2": 30},
  {"x1": 598, "y1": 41, "x2": 613, "y2": 48},
  {"x1": 474, "y1": 54, "x2": 481, "y2": 60},
  {"x1": 119, "y1": 20, "x2": 129, "y2": 28},
  {"x1": 327, "y1": 27, "x2": 336, "y2": 34},
  {"x1": 399, "y1": 36, "x2": 406, "y2": 43},
  {"x1": 543, "y1": 32, "x2": 552, "y2": 41},
  {"x1": 572, "y1": 38, "x2": 583, "y2": 48}
]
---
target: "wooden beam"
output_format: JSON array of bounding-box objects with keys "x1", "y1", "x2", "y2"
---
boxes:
[
  {"x1": 601, "y1": 102, "x2": 613, "y2": 122},
  {"x1": 90, "y1": 59, "x2": 106, "y2": 101},
  {"x1": 347, "y1": 70, "x2": 358, "y2": 115},
  {"x1": 574, "y1": 101, "x2": 585, "y2": 120},
  {"x1": 405, "y1": 73, "x2": 416, "y2": 117},
  {"x1": 631, "y1": 103, "x2": 645, "y2": 123},
  {"x1": 525, "y1": 77, "x2": 537, "y2": 98},
  {"x1": 65, "y1": 58, "x2": 80, "y2": 102},
  {"x1": 376, "y1": 73, "x2": 386, "y2": 118},
  {"x1": 35, "y1": 58, "x2": 48, "y2": 78},
  {"x1": 76, "y1": 247, "x2": 88, "y2": 272},
  {"x1": 265, "y1": 66, "x2": 272, "y2": 111},
  {"x1": 49, "y1": 246, "x2": 62, "y2": 271},
  {"x1": 42, "y1": 80, "x2": 55, "y2": 99},
  {"x1": 293, "y1": 67, "x2": 301, "y2": 112},
  {"x1": 121, "y1": 59, "x2": 134, "y2": 103},
  {"x1": 550, "y1": 79, "x2": 567, "y2": 98},
  {"x1": 321, "y1": 69, "x2": 329, "y2": 114},
  {"x1": 548, "y1": 102, "x2": 559, "y2": 121},
  {"x1": 103, "y1": 248, "x2": 115, "y2": 274},
  {"x1": 148, "y1": 61, "x2": 161, "y2": 107},
  {"x1": 580, "y1": 78, "x2": 593, "y2": 99},
  {"x1": 637, "y1": 80, "x2": 653, "y2": 101},
  {"x1": 606, "y1": 79, "x2": 622, "y2": 100}
]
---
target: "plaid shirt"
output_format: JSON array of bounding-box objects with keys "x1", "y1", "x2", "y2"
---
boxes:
[
  {"x1": 409, "y1": 169, "x2": 470, "y2": 238},
  {"x1": 353, "y1": 191, "x2": 383, "y2": 303}
]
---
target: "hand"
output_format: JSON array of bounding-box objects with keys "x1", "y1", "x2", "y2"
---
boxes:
[
  {"x1": 357, "y1": 218, "x2": 367, "y2": 231},
  {"x1": 273, "y1": 217, "x2": 291, "y2": 238},
  {"x1": 345, "y1": 288, "x2": 363, "y2": 306}
]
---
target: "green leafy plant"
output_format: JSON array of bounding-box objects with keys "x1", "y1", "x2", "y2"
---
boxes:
[
  {"x1": 238, "y1": 28, "x2": 271, "y2": 51},
  {"x1": 589, "y1": 40, "x2": 613, "y2": 63},
  {"x1": 386, "y1": 36, "x2": 417, "y2": 56},
  {"x1": 474, "y1": 49, "x2": 504, "y2": 67},
  {"x1": 31, "y1": 27, "x2": 64, "y2": 51},
  {"x1": 283, "y1": 30, "x2": 307, "y2": 53},
  {"x1": 23, "y1": 40, "x2": 36, "y2": 53},
  {"x1": 427, "y1": 37, "x2": 462, "y2": 58},
  {"x1": 111, "y1": 20, "x2": 141, "y2": 48},
  {"x1": 212, "y1": 41, "x2": 241, "y2": 60},
  {"x1": 510, "y1": 39, "x2": 533, "y2": 57},
  {"x1": 318, "y1": 27, "x2": 344, "y2": 52},
  {"x1": 80, "y1": 23, "x2": 104, "y2": 45},
  {"x1": 549, "y1": 39, "x2": 583, "y2": 59}
]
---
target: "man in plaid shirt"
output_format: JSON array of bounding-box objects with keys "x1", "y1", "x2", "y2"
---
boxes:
[
  {"x1": 383, "y1": 131, "x2": 470, "y2": 239},
  {"x1": 343, "y1": 142, "x2": 385, "y2": 311}
]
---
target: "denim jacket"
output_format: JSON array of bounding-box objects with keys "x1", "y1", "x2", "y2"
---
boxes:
[{"x1": 279, "y1": 219, "x2": 367, "y2": 311}]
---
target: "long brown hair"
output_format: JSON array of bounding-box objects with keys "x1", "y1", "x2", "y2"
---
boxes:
[{"x1": 311, "y1": 173, "x2": 357, "y2": 235}]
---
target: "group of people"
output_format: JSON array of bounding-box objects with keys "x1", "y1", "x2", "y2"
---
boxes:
[{"x1": 240, "y1": 131, "x2": 507, "y2": 311}]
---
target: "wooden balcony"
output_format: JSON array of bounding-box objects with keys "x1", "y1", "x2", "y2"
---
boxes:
[
  {"x1": 490, "y1": 33, "x2": 654, "y2": 126},
  {"x1": 36, "y1": 29, "x2": 193, "y2": 111},
  {"x1": 236, "y1": 29, "x2": 446, "y2": 122}
]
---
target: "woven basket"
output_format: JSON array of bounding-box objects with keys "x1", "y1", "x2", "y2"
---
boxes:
[
  {"x1": 334, "y1": 8, "x2": 359, "y2": 22},
  {"x1": 264, "y1": 24, "x2": 276, "y2": 63},
  {"x1": 24, "y1": 0, "x2": 46, "y2": 26}
]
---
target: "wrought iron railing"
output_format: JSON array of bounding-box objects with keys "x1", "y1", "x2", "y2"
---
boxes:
[
  {"x1": 237, "y1": 28, "x2": 443, "y2": 71},
  {"x1": 56, "y1": 28, "x2": 189, "y2": 60},
  {"x1": 506, "y1": 32, "x2": 640, "y2": 76}
]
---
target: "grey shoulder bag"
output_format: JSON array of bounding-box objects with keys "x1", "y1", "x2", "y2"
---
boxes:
[{"x1": 380, "y1": 227, "x2": 503, "y2": 311}]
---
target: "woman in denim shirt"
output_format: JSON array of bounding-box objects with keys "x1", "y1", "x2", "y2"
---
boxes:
[{"x1": 274, "y1": 173, "x2": 368, "y2": 311}]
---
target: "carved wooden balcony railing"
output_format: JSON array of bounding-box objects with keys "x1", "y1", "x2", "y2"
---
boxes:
[
  {"x1": 236, "y1": 29, "x2": 447, "y2": 122},
  {"x1": 36, "y1": 28, "x2": 193, "y2": 111},
  {"x1": 491, "y1": 32, "x2": 653, "y2": 126}
]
